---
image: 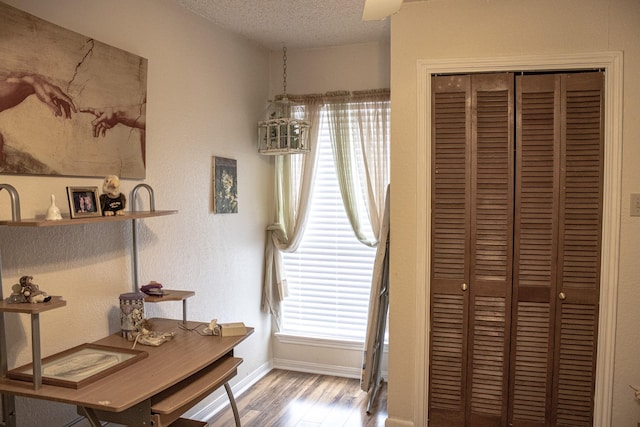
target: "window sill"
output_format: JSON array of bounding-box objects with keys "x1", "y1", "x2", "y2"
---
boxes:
[{"x1": 275, "y1": 332, "x2": 388, "y2": 353}]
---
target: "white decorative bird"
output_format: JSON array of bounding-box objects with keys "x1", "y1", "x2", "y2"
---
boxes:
[{"x1": 45, "y1": 194, "x2": 62, "y2": 220}]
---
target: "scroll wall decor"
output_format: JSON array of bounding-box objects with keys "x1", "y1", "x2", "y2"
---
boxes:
[{"x1": 0, "y1": 2, "x2": 148, "y2": 179}]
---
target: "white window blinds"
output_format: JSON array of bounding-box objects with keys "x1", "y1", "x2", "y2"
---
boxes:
[{"x1": 282, "y1": 106, "x2": 386, "y2": 341}]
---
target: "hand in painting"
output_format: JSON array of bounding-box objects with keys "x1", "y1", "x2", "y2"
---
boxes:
[
  {"x1": 79, "y1": 103, "x2": 146, "y2": 137},
  {"x1": 0, "y1": 73, "x2": 76, "y2": 118}
]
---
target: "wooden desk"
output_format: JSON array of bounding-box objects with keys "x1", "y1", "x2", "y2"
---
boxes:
[{"x1": 0, "y1": 318, "x2": 253, "y2": 427}]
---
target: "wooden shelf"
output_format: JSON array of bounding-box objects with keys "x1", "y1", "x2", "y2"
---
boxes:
[
  {"x1": 144, "y1": 290, "x2": 195, "y2": 325},
  {"x1": 0, "y1": 296, "x2": 67, "y2": 391},
  {"x1": 144, "y1": 290, "x2": 195, "y2": 304},
  {"x1": 0, "y1": 210, "x2": 177, "y2": 227},
  {"x1": 0, "y1": 296, "x2": 66, "y2": 314}
]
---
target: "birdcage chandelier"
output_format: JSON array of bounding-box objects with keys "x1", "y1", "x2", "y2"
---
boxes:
[{"x1": 258, "y1": 46, "x2": 310, "y2": 155}]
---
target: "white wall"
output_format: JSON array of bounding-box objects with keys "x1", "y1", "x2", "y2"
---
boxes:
[
  {"x1": 0, "y1": 1, "x2": 272, "y2": 425},
  {"x1": 267, "y1": 41, "x2": 391, "y2": 376},
  {"x1": 389, "y1": 0, "x2": 640, "y2": 426},
  {"x1": 269, "y1": 42, "x2": 390, "y2": 97}
]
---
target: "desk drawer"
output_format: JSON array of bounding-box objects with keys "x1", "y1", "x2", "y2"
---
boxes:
[
  {"x1": 150, "y1": 356, "x2": 242, "y2": 425},
  {"x1": 96, "y1": 418, "x2": 207, "y2": 427},
  {"x1": 169, "y1": 418, "x2": 208, "y2": 427}
]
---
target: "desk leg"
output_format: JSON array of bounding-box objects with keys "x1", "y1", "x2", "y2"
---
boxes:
[
  {"x1": 182, "y1": 299, "x2": 188, "y2": 325},
  {"x1": 0, "y1": 310, "x2": 16, "y2": 427},
  {"x1": 1, "y1": 393, "x2": 15, "y2": 427},
  {"x1": 224, "y1": 382, "x2": 241, "y2": 427},
  {"x1": 78, "y1": 407, "x2": 102, "y2": 427},
  {"x1": 31, "y1": 313, "x2": 41, "y2": 390}
]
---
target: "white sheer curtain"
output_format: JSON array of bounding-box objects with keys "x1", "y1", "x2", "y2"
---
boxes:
[
  {"x1": 262, "y1": 99, "x2": 322, "y2": 329},
  {"x1": 326, "y1": 90, "x2": 390, "y2": 246},
  {"x1": 262, "y1": 90, "x2": 390, "y2": 329}
]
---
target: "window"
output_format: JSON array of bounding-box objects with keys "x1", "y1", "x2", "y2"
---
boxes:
[{"x1": 281, "y1": 101, "x2": 390, "y2": 342}]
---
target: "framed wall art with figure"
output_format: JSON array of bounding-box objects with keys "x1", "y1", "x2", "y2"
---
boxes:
[{"x1": 212, "y1": 156, "x2": 238, "y2": 214}]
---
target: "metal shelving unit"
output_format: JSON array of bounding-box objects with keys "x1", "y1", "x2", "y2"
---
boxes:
[{"x1": 0, "y1": 183, "x2": 183, "y2": 427}]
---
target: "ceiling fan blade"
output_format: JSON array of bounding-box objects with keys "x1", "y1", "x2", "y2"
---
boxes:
[{"x1": 362, "y1": 0, "x2": 403, "y2": 21}]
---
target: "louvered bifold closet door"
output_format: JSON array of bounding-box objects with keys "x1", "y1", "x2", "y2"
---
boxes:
[
  {"x1": 509, "y1": 74, "x2": 561, "y2": 427},
  {"x1": 552, "y1": 72, "x2": 603, "y2": 427},
  {"x1": 429, "y1": 74, "x2": 514, "y2": 427},
  {"x1": 466, "y1": 73, "x2": 514, "y2": 427},
  {"x1": 431, "y1": 71, "x2": 602, "y2": 427},
  {"x1": 429, "y1": 74, "x2": 472, "y2": 427},
  {"x1": 508, "y1": 72, "x2": 603, "y2": 426}
]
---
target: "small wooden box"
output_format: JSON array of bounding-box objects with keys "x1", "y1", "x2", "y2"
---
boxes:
[{"x1": 219, "y1": 322, "x2": 247, "y2": 337}]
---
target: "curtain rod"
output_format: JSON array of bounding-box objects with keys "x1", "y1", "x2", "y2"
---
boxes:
[{"x1": 275, "y1": 88, "x2": 390, "y2": 104}]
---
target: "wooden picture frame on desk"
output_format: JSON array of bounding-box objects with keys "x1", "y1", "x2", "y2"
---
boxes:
[{"x1": 7, "y1": 343, "x2": 147, "y2": 389}]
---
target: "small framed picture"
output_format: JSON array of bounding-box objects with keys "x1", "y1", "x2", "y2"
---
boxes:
[
  {"x1": 7, "y1": 343, "x2": 147, "y2": 389},
  {"x1": 212, "y1": 156, "x2": 238, "y2": 214},
  {"x1": 67, "y1": 186, "x2": 102, "y2": 218}
]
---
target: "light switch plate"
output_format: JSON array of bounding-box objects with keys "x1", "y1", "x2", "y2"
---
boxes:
[{"x1": 631, "y1": 194, "x2": 640, "y2": 217}]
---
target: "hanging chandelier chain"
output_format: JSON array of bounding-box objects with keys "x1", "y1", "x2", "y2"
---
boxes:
[
  {"x1": 258, "y1": 44, "x2": 311, "y2": 155},
  {"x1": 282, "y1": 46, "x2": 287, "y2": 96}
]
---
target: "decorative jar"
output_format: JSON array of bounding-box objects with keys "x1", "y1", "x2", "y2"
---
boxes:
[{"x1": 119, "y1": 292, "x2": 145, "y2": 341}]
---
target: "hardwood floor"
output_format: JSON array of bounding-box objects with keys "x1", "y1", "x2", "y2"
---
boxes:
[{"x1": 207, "y1": 369, "x2": 388, "y2": 427}]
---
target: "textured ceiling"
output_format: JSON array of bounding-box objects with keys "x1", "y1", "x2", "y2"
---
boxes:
[{"x1": 176, "y1": 0, "x2": 391, "y2": 51}]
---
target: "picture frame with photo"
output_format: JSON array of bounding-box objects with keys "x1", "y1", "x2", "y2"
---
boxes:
[{"x1": 67, "y1": 186, "x2": 102, "y2": 218}]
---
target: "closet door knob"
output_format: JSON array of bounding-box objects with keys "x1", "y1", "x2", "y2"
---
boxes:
[
  {"x1": 461, "y1": 283, "x2": 468, "y2": 291},
  {"x1": 559, "y1": 292, "x2": 566, "y2": 300}
]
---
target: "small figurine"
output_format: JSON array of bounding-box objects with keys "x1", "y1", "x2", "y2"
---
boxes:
[
  {"x1": 7, "y1": 276, "x2": 51, "y2": 304},
  {"x1": 45, "y1": 194, "x2": 63, "y2": 220},
  {"x1": 5, "y1": 284, "x2": 27, "y2": 304},
  {"x1": 132, "y1": 320, "x2": 175, "y2": 347},
  {"x1": 100, "y1": 175, "x2": 126, "y2": 216}
]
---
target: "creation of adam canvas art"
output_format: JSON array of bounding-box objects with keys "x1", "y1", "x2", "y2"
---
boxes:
[{"x1": 0, "y1": 2, "x2": 147, "y2": 179}]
